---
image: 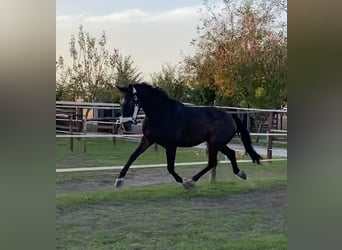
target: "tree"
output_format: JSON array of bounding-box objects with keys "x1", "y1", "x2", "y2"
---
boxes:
[
  {"x1": 183, "y1": 0, "x2": 287, "y2": 109},
  {"x1": 181, "y1": 53, "x2": 218, "y2": 105},
  {"x1": 115, "y1": 54, "x2": 143, "y2": 85},
  {"x1": 56, "y1": 25, "x2": 143, "y2": 103},
  {"x1": 56, "y1": 56, "x2": 84, "y2": 101},
  {"x1": 151, "y1": 63, "x2": 190, "y2": 102},
  {"x1": 94, "y1": 55, "x2": 143, "y2": 102}
]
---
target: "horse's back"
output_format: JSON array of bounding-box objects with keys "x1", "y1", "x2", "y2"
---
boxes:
[
  {"x1": 184, "y1": 106, "x2": 235, "y2": 125},
  {"x1": 142, "y1": 104, "x2": 237, "y2": 147},
  {"x1": 179, "y1": 106, "x2": 237, "y2": 145}
]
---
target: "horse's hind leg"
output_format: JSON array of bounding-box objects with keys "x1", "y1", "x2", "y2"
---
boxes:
[
  {"x1": 189, "y1": 145, "x2": 219, "y2": 187},
  {"x1": 219, "y1": 145, "x2": 247, "y2": 180}
]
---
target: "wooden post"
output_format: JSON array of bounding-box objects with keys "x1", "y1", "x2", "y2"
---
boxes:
[
  {"x1": 112, "y1": 124, "x2": 116, "y2": 147},
  {"x1": 209, "y1": 166, "x2": 216, "y2": 183},
  {"x1": 75, "y1": 108, "x2": 80, "y2": 141},
  {"x1": 69, "y1": 115, "x2": 73, "y2": 152},
  {"x1": 112, "y1": 108, "x2": 116, "y2": 147},
  {"x1": 280, "y1": 113, "x2": 283, "y2": 130},
  {"x1": 267, "y1": 112, "x2": 274, "y2": 159},
  {"x1": 83, "y1": 118, "x2": 87, "y2": 153},
  {"x1": 207, "y1": 144, "x2": 216, "y2": 183},
  {"x1": 246, "y1": 112, "x2": 250, "y2": 132}
]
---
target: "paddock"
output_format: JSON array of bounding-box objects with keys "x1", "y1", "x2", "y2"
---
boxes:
[{"x1": 56, "y1": 101, "x2": 287, "y2": 249}]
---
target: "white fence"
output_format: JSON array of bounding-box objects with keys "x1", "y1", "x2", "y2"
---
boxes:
[
  {"x1": 56, "y1": 101, "x2": 287, "y2": 173},
  {"x1": 56, "y1": 158, "x2": 287, "y2": 173}
]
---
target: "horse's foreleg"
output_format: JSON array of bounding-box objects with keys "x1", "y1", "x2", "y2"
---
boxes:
[
  {"x1": 166, "y1": 146, "x2": 183, "y2": 184},
  {"x1": 115, "y1": 136, "x2": 152, "y2": 187}
]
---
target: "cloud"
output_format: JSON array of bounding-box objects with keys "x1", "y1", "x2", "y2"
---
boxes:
[
  {"x1": 56, "y1": 7, "x2": 201, "y2": 80},
  {"x1": 56, "y1": 15, "x2": 72, "y2": 21},
  {"x1": 83, "y1": 6, "x2": 200, "y2": 23},
  {"x1": 145, "y1": 7, "x2": 200, "y2": 23},
  {"x1": 85, "y1": 9, "x2": 149, "y2": 23}
]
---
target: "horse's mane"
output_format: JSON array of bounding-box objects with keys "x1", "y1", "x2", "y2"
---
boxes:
[{"x1": 133, "y1": 82, "x2": 170, "y2": 101}]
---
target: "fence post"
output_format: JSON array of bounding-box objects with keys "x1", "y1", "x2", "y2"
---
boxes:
[
  {"x1": 69, "y1": 115, "x2": 73, "y2": 152},
  {"x1": 208, "y1": 144, "x2": 216, "y2": 183},
  {"x1": 267, "y1": 112, "x2": 274, "y2": 159},
  {"x1": 112, "y1": 108, "x2": 116, "y2": 147},
  {"x1": 209, "y1": 167, "x2": 216, "y2": 183},
  {"x1": 83, "y1": 117, "x2": 87, "y2": 153}
]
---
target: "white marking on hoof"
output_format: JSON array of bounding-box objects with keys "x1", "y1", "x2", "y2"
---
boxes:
[
  {"x1": 182, "y1": 179, "x2": 195, "y2": 189},
  {"x1": 114, "y1": 178, "x2": 124, "y2": 188},
  {"x1": 237, "y1": 170, "x2": 247, "y2": 180}
]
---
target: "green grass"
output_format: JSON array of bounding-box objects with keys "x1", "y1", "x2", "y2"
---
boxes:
[
  {"x1": 56, "y1": 175, "x2": 286, "y2": 208},
  {"x1": 56, "y1": 154, "x2": 287, "y2": 193},
  {"x1": 56, "y1": 138, "x2": 287, "y2": 249},
  {"x1": 56, "y1": 138, "x2": 259, "y2": 169},
  {"x1": 56, "y1": 137, "x2": 286, "y2": 169},
  {"x1": 57, "y1": 161, "x2": 287, "y2": 249},
  {"x1": 57, "y1": 182, "x2": 287, "y2": 249}
]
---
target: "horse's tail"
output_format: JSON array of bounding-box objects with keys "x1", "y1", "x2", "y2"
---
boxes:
[{"x1": 232, "y1": 113, "x2": 262, "y2": 164}]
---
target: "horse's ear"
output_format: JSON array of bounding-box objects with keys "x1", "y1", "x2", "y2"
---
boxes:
[
  {"x1": 128, "y1": 84, "x2": 138, "y2": 94},
  {"x1": 116, "y1": 85, "x2": 127, "y2": 93}
]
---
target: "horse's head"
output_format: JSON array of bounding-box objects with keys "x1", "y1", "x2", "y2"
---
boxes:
[{"x1": 116, "y1": 84, "x2": 140, "y2": 131}]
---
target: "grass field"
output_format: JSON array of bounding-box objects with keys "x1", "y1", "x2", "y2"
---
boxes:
[
  {"x1": 56, "y1": 178, "x2": 287, "y2": 249},
  {"x1": 56, "y1": 138, "x2": 212, "y2": 168},
  {"x1": 56, "y1": 137, "x2": 281, "y2": 169},
  {"x1": 56, "y1": 138, "x2": 287, "y2": 249}
]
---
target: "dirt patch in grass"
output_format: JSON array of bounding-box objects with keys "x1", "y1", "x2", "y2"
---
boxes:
[
  {"x1": 56, "y1": 161, "x2": 286, "y2": 193},
  {"x1": 56, "y1": 168, "x2": 172, "y2": 192}
]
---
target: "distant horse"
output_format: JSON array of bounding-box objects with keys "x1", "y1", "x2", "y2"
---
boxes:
[{"x1": 115, "y1": 83, "x2": 262, "y2": 188}]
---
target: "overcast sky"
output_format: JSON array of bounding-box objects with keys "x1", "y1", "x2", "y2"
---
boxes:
[{"x1": 56, "y1": 0, "x2": 209, "y2": 81}]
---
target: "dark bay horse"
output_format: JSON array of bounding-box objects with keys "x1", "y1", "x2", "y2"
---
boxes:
[{"x1": 115, "y1": 83, "x2": 262, "y2": 188}]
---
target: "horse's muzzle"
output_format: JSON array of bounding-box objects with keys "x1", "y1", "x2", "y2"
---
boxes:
[{"x1": 122, "y1": 121, "x2": 133, "y2": 131}]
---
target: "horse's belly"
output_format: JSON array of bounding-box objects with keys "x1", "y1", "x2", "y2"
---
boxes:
[
  {"x1": 177, "y1": 140, "x2": 204, "y2": 147},
  {"x1": 155, "y1": 136, "x2": 203, "y2": 148},
  {"x1": 177, "y1": 129, "x2": 207, "y2": 147}
]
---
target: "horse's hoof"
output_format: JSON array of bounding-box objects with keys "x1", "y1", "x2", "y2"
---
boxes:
[
  {"x1": 114, "y1": 178, "x2": 124, "y2": 188},
  {"x1": 182, "y1": 179, "x2": 195, "y2": 189},
  {"x1": 253, "y1": 159, "x2": 261, "y2": 164},
  {"x1": 237, "y1": 170, "x2": 247, "y2": 180},
  {"x1": 253, "y1": 155, "x2": 262, "y2": 164}
]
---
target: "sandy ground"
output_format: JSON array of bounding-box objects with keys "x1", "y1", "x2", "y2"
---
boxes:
[{"x1": 57, "y1": 167, "x2": 195, "y2": 192}]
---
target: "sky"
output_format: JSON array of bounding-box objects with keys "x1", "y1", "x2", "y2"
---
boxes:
[{"x1": 56, "y1": 0, "x2": 207, "y2": 81}]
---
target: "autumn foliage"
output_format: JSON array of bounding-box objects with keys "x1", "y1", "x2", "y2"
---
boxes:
[{"x1": 182, "y1": 0, "x2": 287, "y2": 108}]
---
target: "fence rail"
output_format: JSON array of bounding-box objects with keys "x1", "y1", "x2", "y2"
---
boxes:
[
  {"x1": 56, "y1": 158, "x2": 287, "y2": 173},
  {"x1": 56, "y1": 132, "x2": 286, "y2": 138},
  {"x1": 56, "y1": 101, "x2": 287, "y2": 158}
]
